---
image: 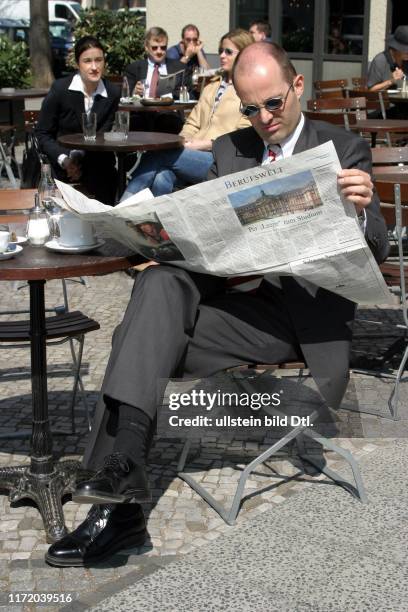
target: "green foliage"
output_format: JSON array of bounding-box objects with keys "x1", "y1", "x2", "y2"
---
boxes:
[
  {"x1": 0, "y1": 36, "x2": 31, "y2": 88},
  {"x1": 72, "y1": 9, "x2": 145, "y2": 76}
]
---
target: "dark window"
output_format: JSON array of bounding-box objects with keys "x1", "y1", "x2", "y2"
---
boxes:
[
  {"x1": 236, "y1": 0, "x2": 268, "y2": 29},
  {"x1": 55, "y1": 5, "x2": 70, "y2": 20},
  {"x1": 281, "y1": 0, "x2": 315, "y2": 53},
  {"x1": 326, "y1": 0, "x2": 365, "y2": 55}
]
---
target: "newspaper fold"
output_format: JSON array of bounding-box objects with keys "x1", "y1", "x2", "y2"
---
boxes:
[{"x1": 54, "y1": 141, "x2": 393, "y2": 305}]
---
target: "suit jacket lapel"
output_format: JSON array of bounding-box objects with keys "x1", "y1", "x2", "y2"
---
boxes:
[
  {"x1": 293, "y1": 116, "x2": 319, "y2": 154},
  {"x1": 233, "y1": 127, "x2": 264, "y2": 168},
  {"x1": 69, "y1": 90, "x2": 85, "y2": 130}
]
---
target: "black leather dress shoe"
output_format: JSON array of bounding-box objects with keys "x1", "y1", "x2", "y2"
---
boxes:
[
  {"x1": 73, "y1": 453, "x2": 151, "y2": 504},
  {"x1": 45, "y1": 504, "x2": 147, "y2": 567}
]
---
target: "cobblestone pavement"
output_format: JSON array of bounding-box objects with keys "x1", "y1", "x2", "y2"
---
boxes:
[{"x1": 0, "y1": 267, "x2": 406, "y2": 611}]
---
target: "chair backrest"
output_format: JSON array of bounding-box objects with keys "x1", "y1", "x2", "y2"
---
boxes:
[
  {"x1": 306, "y1": 97, "x2": 367, "y2": 130},
  {"x1": 349, "y1": 89, "x2": 390, "y2": 117},
  {"x1": 352, "y1": 77, "x2": 368, "y2": 89},
  {"x1": 0, "y1": 189, "x2": 36, "y2": 224},
  {"x1": 371, "y1": 147, "x2": 408, "y2": 166},
  {"x1": 314, "y1": 78, "x2": 349, "y2": 99},
  {"x1": 304, "y1": 110, "x2": 348, "y2": 126}
]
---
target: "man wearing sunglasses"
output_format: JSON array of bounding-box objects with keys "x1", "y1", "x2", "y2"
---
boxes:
[
  {"x1": 45, "y1": 42, "x2": 389, "y2": 569},
  {"x1": 123, "y1": 26, "x2": 187, "y2": 133},
  {"x1": 208, "y1": 41, "x2": 388, "y2": 407},
  {"x1": 167, "y1": 23, "x2": 210, "y2": 71}
]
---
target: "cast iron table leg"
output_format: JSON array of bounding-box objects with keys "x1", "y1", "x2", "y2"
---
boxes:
[{"x1": 0, "y1": 280, "x2": 81, "y2": 543}]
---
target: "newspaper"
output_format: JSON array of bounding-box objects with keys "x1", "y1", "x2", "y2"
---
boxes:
[{"x1": 54, "y1": 141, "x2": 393, "y2": 305}]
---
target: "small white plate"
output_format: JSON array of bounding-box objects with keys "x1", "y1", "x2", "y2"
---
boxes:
[
  {"x1": 0, "y1": 244, "x2": 23, "y2": 260},
  {"x1": 9, "y1": 235, "x2": 28, "y2": 245},
  {"x1": 44, "y1": 239, "x2": 105, "y2": 254}
]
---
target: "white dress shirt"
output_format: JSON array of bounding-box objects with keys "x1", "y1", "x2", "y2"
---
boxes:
[
  {"x1": 146, "y1": 58, "x2": 168, "y2": 97},
  {"x1": 58, "y1": 74, "x2": 108, "y2": 167}
]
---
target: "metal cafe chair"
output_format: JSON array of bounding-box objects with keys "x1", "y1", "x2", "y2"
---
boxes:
[
  {"x1": 0, "y1": 189, "x2": 99, "y2": 434},
  {"x1": 176, "y1": 279, "x2": 367, "y2": 525},
  {"x1": 352, "y1": 181, "x2": 408, "y2": 420}
]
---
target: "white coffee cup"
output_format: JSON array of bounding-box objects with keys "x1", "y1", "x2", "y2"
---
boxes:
[
  {"x1": 58, "y1": 213, "x2": 95, "y2": 247},
  {"x1": 0, "y1": 230, "x2": 10, "y2": 253}
]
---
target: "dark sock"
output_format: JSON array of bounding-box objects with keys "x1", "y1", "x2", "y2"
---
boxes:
[{"x1": 113, "y1": 403, "x2": 153, "y2": 465}]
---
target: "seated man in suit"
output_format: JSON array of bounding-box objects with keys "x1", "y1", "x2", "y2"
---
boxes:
[
  {"x1": 46, "y1": 42, "x2": 389, "y2": 567},
  {"x1": 124, "y1": 26, "x2": 187, "y2": 134}
]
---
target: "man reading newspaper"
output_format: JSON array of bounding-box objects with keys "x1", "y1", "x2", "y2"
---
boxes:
[{"x1": 46, "y1": 42, "x2": 389, "y2": 567}]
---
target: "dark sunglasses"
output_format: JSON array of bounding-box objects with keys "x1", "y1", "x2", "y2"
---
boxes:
[
  {"x1": 240, "y1": 84, "x2": 294, "y2": 117},
  {"x1": 185, "y1": 37, "x2": 198, "y2": 43},
  {"x1": 218, "y1": 47, "x2": 236, "y2": 56},
  {"x1": 150, "y1": 45, "x2": 167, "y2": 51}
]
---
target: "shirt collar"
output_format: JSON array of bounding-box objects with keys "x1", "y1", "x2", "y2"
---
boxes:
[
  {"x1": 262, "y1": 112, "x2": 305, "y2": 159},
  {"x1": 147, "y1": 57, "x2": 165, "y2": 67},
  {"x1": 68, "y1": 73, "x2": 107, "y2": 98}
]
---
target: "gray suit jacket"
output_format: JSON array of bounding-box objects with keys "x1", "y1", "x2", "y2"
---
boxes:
[{"x1": 209, "y1": 119, "x2": 389, "y2": 408}]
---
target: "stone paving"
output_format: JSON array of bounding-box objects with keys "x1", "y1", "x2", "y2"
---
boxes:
[{"x1": 0, "y1": 266, "x2": 406, "y2": 610}]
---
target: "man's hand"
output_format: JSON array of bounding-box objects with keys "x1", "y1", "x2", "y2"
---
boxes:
[
  {"x1": 337, "y1": 168, "x2": 373, "y2": 214},
  {"x1": 184, "y1": 138, "x2": 212, "y2": 151},
  {"x1": 63, "y1": 158, "x2": 82, "y2": 182},
  {"x1": 134, "y1": 80, "x2": 145, "y2": 97},
  {"x1": 392, "y1": 66, "x2": 404, "y2": 82},
  {"x1": 131, "y1": 260, "x2": 160, "y2": 272}
]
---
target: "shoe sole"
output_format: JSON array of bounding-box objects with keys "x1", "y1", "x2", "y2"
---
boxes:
[
  {"x1": 72, "y1": 488, "x2": 152, "y2": 505},
  {"x1": 45, "y1": 529, "x2": 148, "y2": 567}
]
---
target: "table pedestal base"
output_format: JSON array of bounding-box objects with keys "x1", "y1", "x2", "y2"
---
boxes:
[{"x1": 0, "y1": 460, "x2": 81, "y2": 543}]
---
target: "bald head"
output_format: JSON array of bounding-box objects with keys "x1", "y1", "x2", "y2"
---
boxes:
[{"x1": 233, "y1": 42, "x2": 297, "y2": 86}]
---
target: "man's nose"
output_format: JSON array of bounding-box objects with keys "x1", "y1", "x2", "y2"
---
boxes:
[{"x1": 259, "y1": 106, "x2": 274, "y2": 122}]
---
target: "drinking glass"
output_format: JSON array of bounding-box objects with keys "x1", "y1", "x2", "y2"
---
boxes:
[
  {"x1": 114, "y1": 110, "x2": 130, "y2": 139},
  {"x1": 82, "y1": 111, "x2": 97, "y2": 141}
]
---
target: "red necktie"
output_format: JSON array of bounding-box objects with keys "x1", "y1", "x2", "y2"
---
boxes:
[
  {"x1": 149, "y1": 64, "x2": 160, "y2": 98},
  {"x1": 268, "y1": 146, "x2": 277, "y2": 162}
]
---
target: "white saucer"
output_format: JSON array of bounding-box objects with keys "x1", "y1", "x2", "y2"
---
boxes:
[
  {"x1": 0, "y1": 244, "x2": 23, "y2": 260},
  {"x1": 9, "y1": 235, "x2": 28, "y2": 245},
  {"x1": 44, "y1": 239, "x2": 105, "y2": 254}
]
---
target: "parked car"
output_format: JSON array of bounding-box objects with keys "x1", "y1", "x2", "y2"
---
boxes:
[
  {"x1": 0, "y1": 18, "x2": 74, "y2": 77},
  {"x1": 0, "y1": 1, "x2": 81, "y2": 24}
]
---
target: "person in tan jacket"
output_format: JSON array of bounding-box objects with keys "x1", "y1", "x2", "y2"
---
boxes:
[{"x1": 121, "y1": 28, "x2": 252, "y2": 199}]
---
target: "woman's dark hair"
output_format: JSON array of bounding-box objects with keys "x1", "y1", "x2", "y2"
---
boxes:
[{"x1": 74, "y1": 36, "x2": 105, "y2": 63}]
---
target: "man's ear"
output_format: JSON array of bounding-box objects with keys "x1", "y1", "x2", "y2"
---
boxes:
[{"x1": 293, "y1": 74, "x2": 304, "y2": 99}]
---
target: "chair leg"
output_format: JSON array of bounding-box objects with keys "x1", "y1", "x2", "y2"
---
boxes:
[
  {"x1": 68, "y1": 335, "x2": 92, "y2": 432},
  {"x1": 388, "y1": 343, "x2": 408, "y2": 420}
]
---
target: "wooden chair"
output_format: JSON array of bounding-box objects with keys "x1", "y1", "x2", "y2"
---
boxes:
[
  {"x1": 306, "y1": 97, "x2": 367, "y2": 130},
  {"x1": 314, "y1": 78, "x2": 349, "y2": 99},
  {"x1": 0, "y1": 189, "x2": 100, "y2": 434},
  {"x1": 349, "y1": 89, "x2": 390, "y2": 118},
  {"x1": 352, "y1": 180, "x2": 408, "y2": 420}
]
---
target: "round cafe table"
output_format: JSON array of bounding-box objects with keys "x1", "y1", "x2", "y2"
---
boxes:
[
  {"x1": 119, "y1": 101, "x2": 197, "y2": 113},
  {"x1": 58, "y1": 131, "x2": 185, "y2": 202},
  {"x1": 0, "y1": 240, "x2": 141, "y2": 542},
  {"x1": 0, "y1": 87, "x2": 48, "y2": 124}
]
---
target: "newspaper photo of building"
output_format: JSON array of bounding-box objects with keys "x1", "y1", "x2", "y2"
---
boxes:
[{"x1": 229, "y1": 170, "x2": 323, "y2": 227}]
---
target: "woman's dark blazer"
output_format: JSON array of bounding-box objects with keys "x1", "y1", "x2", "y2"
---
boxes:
[{"x1": 35, "y1": 74, "x2": 121, "y2": 204}]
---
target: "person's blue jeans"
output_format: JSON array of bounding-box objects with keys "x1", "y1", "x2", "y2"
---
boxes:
[{"x1": 121, "y1": 147, "x2": 213, "y2": 200}]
